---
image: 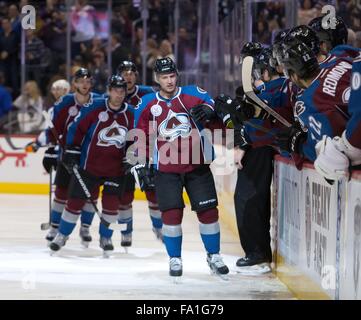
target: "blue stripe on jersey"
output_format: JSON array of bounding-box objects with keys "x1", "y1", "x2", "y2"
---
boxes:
[
  {"x1": 181, "y1": 85, "x2": 214, "y2": 107},
  {"x1": 79, "y1": 121, "x2": 98, "y2": 169},
  {"x1": 134, "y1": 92, "x2": 158, "y2": 127},
  {"x1": 137, "y1": 85, "x2": 156, "y2": 95},
  {"x1": 330, "y1": 44, "x2": 361, "y2": 58},
  {"x1": 66, "y1": 99, "x2": 105, "y2": 146}
]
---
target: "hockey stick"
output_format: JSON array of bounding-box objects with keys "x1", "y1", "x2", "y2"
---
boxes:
[
  {"x1": 41, "y1": 110, "x2": 125, "y2": 232},
  {"x1": 242, "y1": 56, "x2": 292, "y2": 128},
  {"x1": 40, "y1": 167, "x2": 53, "y2": 230},
  {"x1": 4, "y1": 134, "x2": 34, "y2": 151}
]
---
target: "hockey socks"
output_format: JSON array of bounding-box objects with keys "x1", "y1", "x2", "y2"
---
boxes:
[
  {"x1": 199, "y1": 222, "x2": 220, "y2": 254},
  {"x1": 149, "y1": 207, "x2": 162, "y2": 230},
  {"x1": 162, "y1": 224, "x2": 182, "y2": 257},
  {"x1": 99, "y1": 212, "x2": 118, "y2": 239},
  {"x1": 118, "y1": 207, "x2": 133, "y2": 235},
  {"x1": 58, "y1": 209, "x2": 80, "y2": 236},
  {"x1": 50, "y1": 199, "x2": 66, "y2": 227}
]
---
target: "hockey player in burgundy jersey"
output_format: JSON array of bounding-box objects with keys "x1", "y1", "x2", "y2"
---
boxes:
[
  {"x1": 49, "y1": 75, "x2": 135, "y2": 256},
  {"x1": 308, "y1": 15, "x2": 361, "y2": 66},
  {"x1": 116, "y1": 60, "x2": 162, "y2": 248},
  {"x1": 314, "y1": 53, "x2": 361, "y2": 180},
  {"x1": 42, "y1": 68, "x2": 100, "y2": 246},
  {"x1": 275, "y1": 39, "x2": 356, "y2": 174},
  {"x1": 134, "y1": 57, "x2": 229, "y2": 279}
]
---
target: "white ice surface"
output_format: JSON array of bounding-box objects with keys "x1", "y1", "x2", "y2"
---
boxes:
[{"x1": 0, "y1": 194, "x2": 294, "y2": 300}]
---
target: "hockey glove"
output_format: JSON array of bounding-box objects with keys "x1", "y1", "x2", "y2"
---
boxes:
[
  {"x1": 333, "y1": 131, "x2": 361, "y2": 166},
  {"x1": 130, "y1": 163, "x2": 155, "y2": 192},
  {"x1": 214, "y1": 94, "x2": 238, "y2": 128},
  {"x1": 62, "y1": 146, "x2": 81, "y2": 172},
  {"x1": 42, "y1": 147, "x2": 58, "y2": 173},
  {"x1": 189, "y1": 104, "x2": 216, "y2": 124},
  {"x1": 275, "y1": 121, "x2": 307, "y2": 154},
  {"x1": 314, "y1": 135, "x2": 349, "y2": 181},
  {"x1": 233, "y1": 125, "x2": 251, "y2": 151}
]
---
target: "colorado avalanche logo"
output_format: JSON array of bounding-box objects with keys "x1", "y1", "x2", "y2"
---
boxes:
[
  {"x1": 97, "y1": 120, "x2": 128, "y2": 149},
  {"x1": 158, "y1": 110, "x2": 192, "y2": 142}
]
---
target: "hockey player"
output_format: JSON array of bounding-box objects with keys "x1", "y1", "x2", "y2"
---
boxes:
[
  {"x1": 314, "y1": 53, "x2": 361, "y2": 180},
  {"x1": 214, "y1": 43, "x2": 291, "y2": 275},
  {"x1": 133, "y1": 57, "x2": 229, "y2": 279},
  {"x1": 50, "y1": 75, "x2": 135, "y2": 256},
  {"x1": 41, "y1": 69, "x2": 100, "y2": 246},
  {"x1": 116, "y1": 60, "x2": 162, "y2": 248},
  {"x1": 308, "y1": 15, "x2": 361, "y2": 71},
  {"x1": 275, "y1": 39, "x2": 352, "y2": 167}
]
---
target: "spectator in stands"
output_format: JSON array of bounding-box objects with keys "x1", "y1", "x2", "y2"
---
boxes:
[
  {"x1": 157, "y1": 39, "x2": 175, "y2": 62},
  {"x1": 148, "y1": 0, "x2": 169, "y2": 41},
  {"x1": 8, "y1": 4, "x2": 21, "y2": 41},
  {"x1": 0, "y1": 71, "x2": 12, "y2": 133},
  {"x1": 13, "y1": 81, "x2": 44, "y2": 133},
  {"x1": 111, "y1": 5, "x2": 133, "y2": 46},
  {"x1": 0, "y1": 17, "x2": 19, "y2": 97},
  {"x1": 0, "y1": 2, "x2": 7, "y2": 19},
  {"x1": 298, "y1": 0, "x2": 318, "y2": 25},
  {"x1": 25, "y1": 29, "x2": 48, "y2": 86},
  {"x1": 89, "y1": 50, "x2": 108, "y2": 94},
  {"x1": 40, "y1": 8, "x2": 67, "y2": 73},
  {"x1": 111, "y1": 34, "x2": 131, "y2": 74},
  {"x1": 71, "y1": 0, "x2": 98, "y2": 56},
  {"x1": 255, "y1": 20, "x2": 271, "y2": 44},
  {"x1": 146, "y1": 38, "x2": 159, "y2": 85},
  {"x1": 80, "y1": 36, "x2": 105, "y2": 66},
  {"x1": 71, "y1": 55, "x2": 86, "y2": 76}
]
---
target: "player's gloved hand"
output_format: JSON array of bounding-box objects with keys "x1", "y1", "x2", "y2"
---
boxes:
[
  {"x1": 314, "y1": 135, "x2": 350, "y2": 181},
  {"x1": 214, "y1": 94, "x2": 238, "y2": 128},
  {"x1": 232, "y1": 125, "x2": 251, "y2": 151},
  {"x1": 62, "y1": 146, "x2": 81, "y2": 171},
  {"x1": 214, "y1": 94, "x2": 267, "y2": 128},
  {"x1": 275, "y1": 121, "x2": 307, "y2": 154},
  {"x1": 42, "y1": 147, "x2": 58, "y2": 173},
  {"x1": 189, "y1": 104, "x2": 216, "y2": 124},
  {"x1": 130, "y1": 163, "x2": 155, "y2": 192}
]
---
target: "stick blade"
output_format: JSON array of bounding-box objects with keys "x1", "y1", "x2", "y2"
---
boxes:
[{"x1": 241, "y1": 56, "x2": 254, "y2": 93}]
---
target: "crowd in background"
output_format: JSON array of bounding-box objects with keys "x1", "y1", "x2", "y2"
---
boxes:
[{"x1": 0, "y1": 0, "x2": 360, "y2": 134}]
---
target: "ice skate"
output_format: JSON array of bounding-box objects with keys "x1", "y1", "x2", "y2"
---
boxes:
[
  {"x1": 236, "y1": 255, "x2": 272, "y2": 275},
  {"x1": 45, "y1": 226, "x2": 58, "y2": 245},
  {"x1": 100, "y1": 237, "x2": 114, "y2": 258},
  {"x1": 207, "y1": 253, "x2": 229, "y2": 280},
  {"x1": 121, "y1": 233, "x2": 132, "y2": 253},
  {"x1": 79, "y1": 225, "x2": 92, "y2": 248},
  {"x1": 49, "y1": 233, "x2": 68, "y2": 254},
  {"x1": 169, "y1": 257, "x2": 182, "y2": 283}
]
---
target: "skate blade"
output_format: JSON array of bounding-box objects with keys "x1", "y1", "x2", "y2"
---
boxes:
[
  {"x1": 171, "y1": 276, "x2": 182, "y2": 284},
  {"x1": 122, "y1": 247, "x2": 129, "y2": 254},
  {"x1": 102, "y1": 250, "x2": 113, "y2": 259},
  {"x1": 81, "y1": 240, "x2": 90, "y2": 248},
  {"x1": 50, "y1": 250, "x2": 59, "y2": 257},
  {"x1": 236, "y1": 264, "x2": 272, "y2": 276},
  {"x1": 210, "y1": 269, "x2": 229, "y2": 281}
]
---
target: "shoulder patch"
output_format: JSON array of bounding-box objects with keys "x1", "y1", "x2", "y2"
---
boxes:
[
  {"x1": 342, "y1": 87, "x2": 350, "y2": 104},
  {"x1": 352, "y1": 72, "x2": 361, "y2": 91}
]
